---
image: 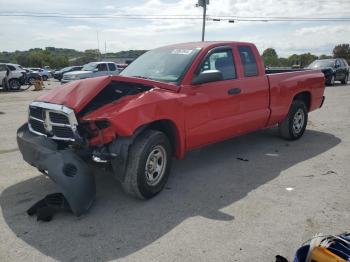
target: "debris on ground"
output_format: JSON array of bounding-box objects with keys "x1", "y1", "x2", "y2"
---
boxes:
[{"x1": 27, "y1": 193, "x2": 72, "y2": 222}]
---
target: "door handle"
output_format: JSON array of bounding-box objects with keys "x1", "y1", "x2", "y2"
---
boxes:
[{"x1": 228, "y1": 88, "x2": 241, "y2": 95}]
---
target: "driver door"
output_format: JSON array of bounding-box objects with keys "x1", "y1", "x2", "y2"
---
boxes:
[
  {"x1": 95, "y1": 63, "x2": 109, "y2": 76},
  {"x1": 184, "y1": 46, "x2": 242, "y2": 149}
]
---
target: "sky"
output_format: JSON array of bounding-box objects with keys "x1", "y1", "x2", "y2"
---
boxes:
[{"x1": 0, "y1": 0, "x2": 349, "y2": 57}]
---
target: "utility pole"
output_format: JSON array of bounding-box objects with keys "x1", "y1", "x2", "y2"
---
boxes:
[
  {"x1": 196, "y1": 0, "x2": 209, "y2": 42},
  {"x1": 104, "y1": 41, "x2": 107, "y2": 60},
  {"x1": 96, "y1": 30, "x2": 101, "y2": 61}
]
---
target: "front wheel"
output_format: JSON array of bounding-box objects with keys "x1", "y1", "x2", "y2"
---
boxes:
[
  {"x1": 121, "y1": 130, "x2": 172, "y2": 199},
  {"x1": 9, "y1": 79, "x2": 21, "y2": 90},
  {"x1": 279, "y1": 100, "x2": 308, "y2": 140}
]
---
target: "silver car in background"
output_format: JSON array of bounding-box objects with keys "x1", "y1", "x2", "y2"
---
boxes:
[{"x1": 61, "y1": 62, "x2": 120, "y2": 84}]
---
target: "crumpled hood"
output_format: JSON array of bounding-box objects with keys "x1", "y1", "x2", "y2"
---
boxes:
[{"x1": 35, "y1": 76, "x2": 179, "y2": 113}]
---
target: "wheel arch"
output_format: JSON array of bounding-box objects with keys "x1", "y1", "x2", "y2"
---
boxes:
[
  {"x1": 292, "y1": 91, "x2": 311, "y2": 111},
  {"x1": 138, "y1": 119, "x2": 184, "y2": 159}
]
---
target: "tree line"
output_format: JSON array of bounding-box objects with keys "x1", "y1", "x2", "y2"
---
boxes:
[
  {"x1": 1, "y1": 44, "x2": 349, "y2": 69},
  {"x1": 0, "y1": 47, "x2": 147, "y2": 69},
  {"x1": 262, "y1": 44, "x2": 350, "y2": 68}
]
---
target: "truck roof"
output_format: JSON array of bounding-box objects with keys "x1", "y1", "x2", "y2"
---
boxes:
[{"x1": 160, "y1": 41, "x2": 254, "y2": 49}]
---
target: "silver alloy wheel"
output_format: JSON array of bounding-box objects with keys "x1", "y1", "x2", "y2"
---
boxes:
[
  {"x1": 145, "y1": 145, "x2": 167, "y2": 186},
  {"x1": 292, "y1": 108, "x2": 305, "y2": 135}
]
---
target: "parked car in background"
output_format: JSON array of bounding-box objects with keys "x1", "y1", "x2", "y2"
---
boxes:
[
  {"x1": 116, "y1": 63, "x2": 128, "y2": 71},
  {"x1": 53, "y1": 66, "x2": 83, "y2": 81},
  {"x1": 2, "y1": 63, "x2": 26, "y2": 89},
  {"x1": 23, "y1": 68, "x2": 41, "y2": 85},
  {"x1": 307, "y1": 58, "x2": 349, "y2": 86},
  {"x1": 61, "y1": 62, "x2": 119, "y2": 83},
  {"x1": 0, "y1": 63, "x2": 25, "y2": 90},
  {"x1": 29, "y1": 68, "x2": 51, "y2": 81}
]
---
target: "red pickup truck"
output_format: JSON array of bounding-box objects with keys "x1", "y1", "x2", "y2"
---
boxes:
[{"x1": 17, "y1": 41, "x2": 325, "y2": 215}]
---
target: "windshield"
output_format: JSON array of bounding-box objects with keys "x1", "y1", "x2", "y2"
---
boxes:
[
  {"x1": 62, "y1": 66, "x2": 73, "y2": 72},
  {"x1": 120, "y1": 47, "x2": 201, "y2": 83},
  {"x1": 82, "y1": 63, "x2": 97, "y2": 71},
  {"x1": 307, "y1": 60, "x2": 335, "y2": 68}
]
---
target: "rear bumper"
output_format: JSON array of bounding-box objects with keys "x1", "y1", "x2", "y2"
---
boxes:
[{"x1": 16, "y1": 124, "x2": 95, "y2": 216}]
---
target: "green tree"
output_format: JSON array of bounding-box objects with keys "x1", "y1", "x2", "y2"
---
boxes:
[
  {"x1": 300, "y1": 53, "x2": 318, "y2": 67},
  {"x1": 333, "y1": 44, "x2": 350, "y2": 64},
  {"x1": 288, "y1": 54, "x2": 301, "y2": 67},
  {"x1": 319, "y1": 54, "x2": 332, "y2": 59},
  {"x1": 262, "y1": 48, "x2": 279, "y2": 67}
]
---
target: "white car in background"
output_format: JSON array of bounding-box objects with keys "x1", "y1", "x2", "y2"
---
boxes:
[
  {"x1": 0, "y1": 63, "x2": 26, "y2": 89},
  {"x1": 61, "y1": 62, "x2": 120, "y2": 83}
]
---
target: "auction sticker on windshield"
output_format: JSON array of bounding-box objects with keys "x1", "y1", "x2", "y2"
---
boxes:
[{"x1": 171, "y1": 49, "x2": 194, "y2": 55}]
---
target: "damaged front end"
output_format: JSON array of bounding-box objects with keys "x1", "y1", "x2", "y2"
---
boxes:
[
  {"x1": 16, "y1": 79, "x2": 155, "y2": 217},
  {"x1": 17, "y1": 124, "x2": 95, "y2": 216}
]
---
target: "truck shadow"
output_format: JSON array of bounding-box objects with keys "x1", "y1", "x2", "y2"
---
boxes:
[{"x1": 0, "y1": 129, "x2": 340, "y2": 261}]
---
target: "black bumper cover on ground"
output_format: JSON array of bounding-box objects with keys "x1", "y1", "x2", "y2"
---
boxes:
[{"x1": 16, "y1": 124, "x2": 95, "y2": 216}]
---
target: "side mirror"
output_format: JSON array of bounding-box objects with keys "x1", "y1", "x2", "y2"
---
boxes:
[
  {"x1": 335, "y1": 64, "x2": 339, "y2": 68},
  {"x1": 93, "y1": 68, "x2": 98, "y2": 72},
  {"x1": 192, "y1": 70, "x2": 223, "y2": 85}
]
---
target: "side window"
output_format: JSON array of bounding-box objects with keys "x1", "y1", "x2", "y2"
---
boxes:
[
  {"x1": 108, "y1": 63, "x2": 117, "y2": 71},
  {"x1": 8, "y1": 65, "x2": 16, "y2": 71},
  {"x1": 238, "y1": 46, "x2": 258, "y2": 77},
  {"x1": 0, "y1": 64, "x2": 7, "y2": 71},
  {"x1": 199, "y1": 49, "x2": 236, "y2": 80},
  {"x1": 343, "y1": 59, "x2": 349, "y2": 67},
  {"x1": 97, "y1": 63, "x2": 108, "y2": 71}
]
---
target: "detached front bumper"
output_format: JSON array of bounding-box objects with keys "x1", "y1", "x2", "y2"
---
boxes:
[{"x1": 16, "y1": 124, "x2": 95, "y2": 216}]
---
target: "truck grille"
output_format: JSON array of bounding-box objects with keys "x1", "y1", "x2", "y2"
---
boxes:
[{"x1": 28, "y1": 102, "x2": 78, "y2": 141}]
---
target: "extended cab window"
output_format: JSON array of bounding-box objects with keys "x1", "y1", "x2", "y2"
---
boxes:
[
  {"x1": 97, "y1": 63, "x2": 108, "y2": 71},
  {"x1": 238, "y1": 46, "x2": 258, "y2": 77},
  {"x1": 108, "y1": 63, "x2": 117, "y2": 71},
  {"x1": 199, "y1": 49, "x2": 236, "y2": 80},
  {"x1": 0, "y1": 64, "x2": 6, "y2": 71}
]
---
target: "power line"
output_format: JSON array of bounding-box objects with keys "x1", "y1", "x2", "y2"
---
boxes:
[{"x1": 0, "y1": 11, "x2": 350, "y2": 22}]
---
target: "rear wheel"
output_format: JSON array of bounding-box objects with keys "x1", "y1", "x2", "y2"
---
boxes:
[
  {"x1": 279, "y1": 100, "x2": 308, "y2": 140},
  {"x1": 341, "y1": 74, "x2": 348, "y2": 85},
  {"x1": 122, "y1": 130, "x2": 172, "y2": 199},
  {"x1": 9, "y1": 79, "x2": 21, "y2": 90}
]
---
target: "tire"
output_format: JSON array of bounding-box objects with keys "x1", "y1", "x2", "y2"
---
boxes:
[
  {"x1": 326, "y1": 75, "x2": 335, "y2": 86},
  {"x1": 28, "y1": 77, "x2": 35, "y2": 85},
  {"x1": 122, "y1": 130, "x2": 172, "y2": 199},
  {"x1": 341, "y1": 74, "x2": 348, "y2": 85},
  {"x1": 279, "y1": 100, "x2": 308, "y2": 140},
  {"x1": 42, "y1": 75, "x2": 48, "y2": 81},
  {"x1": 9, "y1": 79, "x2": 21, "y2": 90}
]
